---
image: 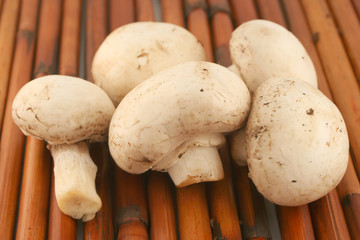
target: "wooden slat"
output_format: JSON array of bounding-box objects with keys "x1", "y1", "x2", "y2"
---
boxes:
[
  {"x1": 328, "y1": 0, "x2": 360, "y2": 81},
  {"x1": 256, "y1": 0, "x2": 287, "y2": 27},
  {"x1": 0, "y1": 0, "x2": 21, "y2": 130},
  {"x1": 229, "y1": 0, "x2": 258, "y2": 26},
  {"x1": 47, "y1": 0, "x2": 82, "y2": 238},
  {"x1": 0, "y1": 0, "x2": 40, "y2": 238},
  {"x1": 351, "y1": 0, "x2": 360, "y2": 18},
  {"x1": 206, "y1": 1, "x2": 242, "y2": 239},
  {"x1": 110, "y1": 0, "x2": 135, "y2": 30},
  {"x1": 276, "y1": 205, "x2": 315, "y2": 240},
  {"x1": 234, "y1": 166, "x2": 271, "y2": 239},
  {"x1": 115, "y1": 170, "x2": 149, "y2": 239},
  {"x1": 161, "y1": 0, "x2": 185, "y2": 26},
  {"x1": 15, "y1": 0, "x2": 62, "y2": 238},
  {"x1": 135, "y1": 0, "x2": 154, "y2": 22},
  {"x1": 147, "y1": 172, "x2": 177, "y2": 240},
  {"x1": 84, "y1": 0, "x2": 114, "y2": 239}
]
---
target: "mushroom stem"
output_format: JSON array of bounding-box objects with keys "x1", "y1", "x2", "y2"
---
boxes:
[
  {"x1": 168, "y1": 146, "x2": 224, "y2": 187},
  {"x1": 49, "y1": 141, "x2": 102, "y2": 221}
]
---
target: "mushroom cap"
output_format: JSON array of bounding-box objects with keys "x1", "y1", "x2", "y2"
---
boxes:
[
  {"x1": 109, "y1": 61, "x2": 251, "y2": 174},
  {"x1": 246, "y1": 78, "x2": 349, "y2": 206},
  {"x1": 91, "y1": 21, "x2": 207, "y2": 106},
  {"x1": 229, "y1": 19, "x2": 317, "y2": 93},
  {"x1": 230, "y1": 128, "x2": 247, "y2": 166},
  {"x1": 12, "y1": 75, "x2": 115, "y2": 145}
]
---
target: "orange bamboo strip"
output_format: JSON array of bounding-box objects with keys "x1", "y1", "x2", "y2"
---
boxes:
[
  {"x1": 48, "y1": 174, "x2": 77, "y2": 240},
  {"x1": 351, "y1": 0, "x2": 360, "y2": 18},
  {"x1": 110, "y1": 0, "x2": 135, "y2": 30},
  {"x1": 337, "y1": 159, "x2": 360, "y2": 237},
  {"x1": 328, "y1": 0, "x2": 360, "y2": 82},
  {"x1": 0, "y1": 0, "x2": 21, "y2": 130},
  {"x1": 161, "y1": 0, "x2": 185, "y2": 26},
  {"x1": 47, "y1": 1, "x2": 82, "y2": 238},
  {"x1": 229, "y1": 0, "x2": 258, "y2": 27},
  {"x1": 185, "y1": 0, "x2": 214, "y2": 62},
  {"x1": 0, "y1": 0, "x2": 40, "y2": 238},
  {"x1": 177, "y1": 183, "x2": 212, "y2": 240},
  {"x1": 276, "y1": 205, "x2": 315, "y2": 240},
  {"x1": 147, "y1": 172, "x2": 177, "y2": 240},
  {"x1": 206, "y1": 1, "x2": 241, "y2": 238},
  {"x1": 301, "y1": 0, "x2": 360, "y2": 178},
  {"x1": 233, "y1": 166, "x2": 271, "y2": 239},
  {"x1": 282, "y1": 0, "x2": 351, "y2": 238},
  {"x1": 256, "y1": 0, "x2": 287, "y2": 27},
  {"x1": 15, "y1": 139, "x2": 52, "y2": 239},
  {"x1": 15, "y1": 0, "x2": 62, "y2": 238},
  {"x1": 174, "y1": 1, "x2": 213, "y2": 239},
  {"x1": 208, "y1": 145, "x2": 242, "y2": 239},
  {"x1": 135, "y1": 0, "x2": 154, "y2": 22},
  {"x1": 115, "y1": 169, "x2": 149, "y2": 239},
  {"x1": 84, "y1": 0, "x2": 114, "y2": 239}
]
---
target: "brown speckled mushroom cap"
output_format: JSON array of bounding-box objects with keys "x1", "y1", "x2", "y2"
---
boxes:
[{"x1": 12, "y1": 75, "x2": 115, "y2": 145}]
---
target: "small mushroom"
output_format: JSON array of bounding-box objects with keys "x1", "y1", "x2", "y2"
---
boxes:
[
  {"x1": 229, "y1": 19, "x2": 317, "y2": 93},
  {"x1": 92, "y1": 21, "x2": 206, "y2": 106},
  {"x1": 12, "y1": 75, "x2": 115, "y2": 221},
  {"x1": 109, "y1": 61, "x2": 251, "y2": 187},
  {"x1": 246, "y1": 78, "x2": 349, "y2": 206}
]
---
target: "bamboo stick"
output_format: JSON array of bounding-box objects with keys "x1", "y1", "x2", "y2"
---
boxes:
[
  {"x1": 84, "y1": 0, "x2": 114, "y2": 239},
  {"x1": 281, "y1": 0, "x2": 351, "y2": 238},
  {"x1": 15, "y1": 0, "x2": 62, "y2": 238},
  {"x1": 301, "y1": 0, "x2": 360, "y2": 178},
  {"x1": 115, "y1": 169, "x2": 149, "y2": 239},
  {"x1": 108, "y1": 2, "x2": 149, "y2": 239},
  {"x1": 47, "y1": 1, "x2": 82, "y2": 239},
  {"x1": 233, "y1": 166, "x2": 271, "y2": 239},
  {"x1": 110, "y1": 0, "x2": 135, "y2": 31},
  {"x1": 0, "y1": 0, "x2": 21, "y2": 131},
  {"x1": 327, "y1": 0, "x2": 360, "y2": 82},
  {"x1": 206, "y1": 1, "x2": 242, "y2": 239},
  {"x1": 173, "y1": 1, "x2": 213, "y2": 239},
  {"x1": 135, "y1": 0, "x2": 154, "y2": 22},
  {"x1": 177, "y1": 183, "x2": 212, "y2": 240},
  {"x1": 255, "y1": 0, "x2": 287, "y2": 27},
  {"x1": 0, "y1": 0, "x2": 40, "y2": 238},
  {"x1": 161, "y1": 0, "x2": 185, "y2": 26},
  {"x1": 229, "y1": 0, "x2": 258, "y2": 26},
  {"x1": 147, "y1": 172, "x2": 177, "y2": 240},
  {"x1": 351, "y1": 0, "x2": 360, "y2": 18},
  {"x1": 276, "y1": 205, "x2": 315, "y2": 240}
]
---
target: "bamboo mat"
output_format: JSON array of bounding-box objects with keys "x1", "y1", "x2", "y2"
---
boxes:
[{"x1": 0, "y1": 0, "x2": 359, "y2": 239}]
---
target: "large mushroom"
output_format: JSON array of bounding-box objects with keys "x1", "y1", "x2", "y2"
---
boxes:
[
  {"x1": 109, "y1": 61, "x2": 251, "y2": 187},
  {"x1": 246, "y1": 78, "x2": 349, "y2": 206},
  {"x1": 91, "y1": 21, "x2": 206, "y2": 106},
  {"x1": 12, "y1": 75, "x2": 115, "y2": 221},
  {"x1": 229, "y1": 19, "x2": 317, "y2": 93}
]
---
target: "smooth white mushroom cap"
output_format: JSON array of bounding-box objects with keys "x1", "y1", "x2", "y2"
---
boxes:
[
  {"x1": 91, "y1": 21, "x2": 207, "y2": 106},
  {"x1": 229, "y1": 19, "x2": 317, "y2": 93},
  {"x1": 246, "y1": 78, "x2": 349, "y2": 206},
  {"x1": 12, "y1": 75, "x2": 115, "y2": 144},
  {"x1": 109, "y1": 61, "x2": 251, "y2": 174}
]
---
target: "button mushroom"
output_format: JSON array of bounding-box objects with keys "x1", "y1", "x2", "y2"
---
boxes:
[
  {"x1": 12, "y1": 75, "x2": 115, "y2": 221},
  {"x1": 229, "y1": 19, "x2": 317, "y2": 93},
  {"x1": 230, "y1": 128, "x2": 247, "y2": 166},
  {"x1": 246, "y1": 78, "x2": 349, "y2": 206},
  {"x1": 109, "y1": 61, "x2": 251, "y2": 187},
  {"x1": 91, "y1": 21, "x2": 206, "y2": 106}
]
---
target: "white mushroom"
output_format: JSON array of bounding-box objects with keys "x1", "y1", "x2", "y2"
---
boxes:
[
  {"x1": 109, "y1": 61, "x2": 251, "y2": 187},
  {"x1": 91, "y1": 21, "x2": 206, "y2": 106},
  {"x1": 229, "y1": 19, "x2": 317, "y2": 93},
  {"x1": 12, "y1": 75, "x2": 115, "y2": 221},
  {"x1": 246, "y1": 78, "x2": 349, "y2": 206}
]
